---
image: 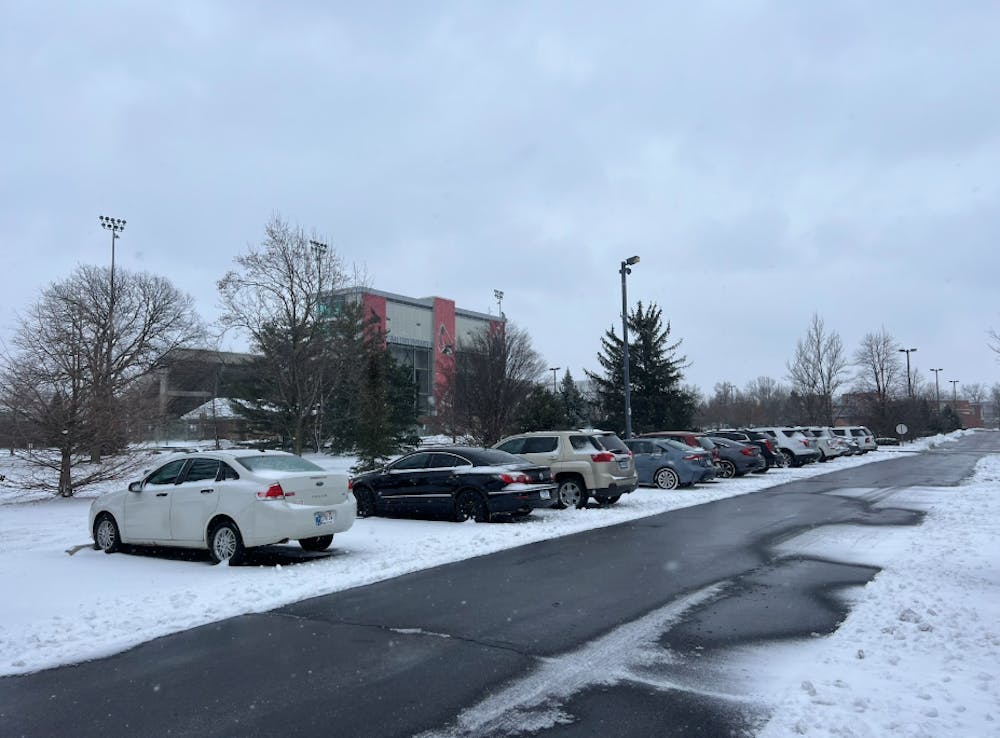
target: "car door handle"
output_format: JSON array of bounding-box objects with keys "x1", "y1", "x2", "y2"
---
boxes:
[
  {"x1": 200, "y1": 489, "x2": 215, "y2": 494},
  {"x1": 156, "y1": 492, "x2": 168, "y2": 497}
]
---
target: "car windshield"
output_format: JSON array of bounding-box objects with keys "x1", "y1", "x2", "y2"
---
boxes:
[{"x1": 236, "y1": 455, "x2": 324, "y2": 473}]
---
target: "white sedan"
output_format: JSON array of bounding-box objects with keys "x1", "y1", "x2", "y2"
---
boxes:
[{"x1": 90, "y1": 450, "x2": 356, "y2": 564}]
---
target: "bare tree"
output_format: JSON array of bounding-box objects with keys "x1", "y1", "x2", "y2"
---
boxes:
[
  {"x1": 851, "y1": 328, "x2": 903, "y2": 431},
  {"x1": 1, "y1": 266, "x2": 203, "y2": 495},
  {"x1": 218, "y1": 216, "x2": 350, "y2": 455},
  {"x1": 453, "y1": 322, "x2": 545, "y2": 445},
  {"x1": 963, "y1": 382, "x2": 985, "y2": 405},
  {"x1": 786, "y1": 313, "x2": 848, "y2": 425}
]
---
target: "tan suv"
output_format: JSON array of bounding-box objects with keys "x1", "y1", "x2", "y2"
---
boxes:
[{"x1": 494, "y1": 430, "x2": 638, "y2": 509}]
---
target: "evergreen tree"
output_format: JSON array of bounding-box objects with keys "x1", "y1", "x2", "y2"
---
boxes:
[
  {"x1": 352, "y1": 328, "x2": 419, "y2": 471},
  {"x1": 585, "y1": 301, "x2": 695, "y2": 434},
  {"x1": 516, "y1": 385, "x2": 564, "y2": 432},
  {"x1": 559, "y1": 369, "x2": 589, "y2": 428}
]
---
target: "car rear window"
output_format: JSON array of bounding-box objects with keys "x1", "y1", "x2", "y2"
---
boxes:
[
  {"x1": 592, "y1": 434, "x2": 628, "y2": 453},
  {"x1": 569, "y1": 435, "x2": 600, "y2": 451},
  {"x1": 463, "y1": 448, "x2": 527, "y2": 466},
  {"x1": 695, "y1": 437, "x2": 717, "y2": 450},
  {"x1": 237, "y1": 455, "x2": 324, "y2": 473}
]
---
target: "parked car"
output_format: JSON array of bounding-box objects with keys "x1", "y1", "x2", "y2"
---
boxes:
[
  {"x1": 799, "y1": 427, "x2": 846, "y2": 462},
  {"x1": 625, "y1": 437, "x2": 717, "y2": 489},
  {"x1": 637, "y1": 430, "x2": 722, "y2": 470},
  {"x1": 751, "y1": 427, "x2": 820, "y2": 467},
  {"x1": 707, "y1": 429, "x2": 783, "y2": 470},
  {"x1": 708, "y1": 436, "x2": 767, "y2": 477},
  {"x1": 832, "y1": 426, "x2": 878, "y2": 453},
  {"x1": 90, "y1": 450, "x2": 357, "y2": 565},
  {"x1": 494, "y1": 430, "x2": 638, "y2": 508},
  {"x1": 351, "y1": 447, "x2": 556, "y2": 522}
]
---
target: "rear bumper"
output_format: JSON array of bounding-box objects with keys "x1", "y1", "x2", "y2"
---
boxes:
[
  {"x1": 248, "y1": 495, "x2": 357, "y2": 546},
  {"x1": 593, "y1": 476, "x2": 639, "y2": 496},
  {"x1": 487, "y1": 485, "x2": 557, "y2": 513}
]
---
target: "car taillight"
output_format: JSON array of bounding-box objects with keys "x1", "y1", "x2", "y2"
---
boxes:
[
  {"x1": 498, "y1": 472, "x2": 528, "y2": 484},
  {"x1": 591, "y1": 452, "x2": 616, "y2": 462},
  {"x1": 740, "y1": 447, "x2": 755, "y2": 456},
  {"x1": 683, "y1": 454, "x2": 700, "y2": 461},
  {"x1": 348, "y1": 478, "x2": 354, "y2": 490},
  {"x1": 256, "y1": 483, "x2": 287, "y2": 500},
  {"x1": 801, "y1": 439, "x2": 810, "y2": 448}
]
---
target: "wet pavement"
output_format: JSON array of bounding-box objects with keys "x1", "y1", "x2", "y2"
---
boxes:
[{"x1": 2, "y1": 432, "x2": 996, "y2": 737}]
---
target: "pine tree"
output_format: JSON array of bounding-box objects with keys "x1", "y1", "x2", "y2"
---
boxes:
[
  {"x1": 559, "y1": 369, "x2": 589, "y2": 428},
  {"x1": 585, "y1": 301, "x2": 695, "y2": 434}
]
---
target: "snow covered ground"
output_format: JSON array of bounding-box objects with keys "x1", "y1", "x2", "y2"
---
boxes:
[{"x1": 0, "y1": 430, "x2": 995, "y2": 736}]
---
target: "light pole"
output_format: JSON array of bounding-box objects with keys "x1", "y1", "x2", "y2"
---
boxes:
[
  {"x1": 949, "y1": 380, "x2": 959, "y2": 403},
  {"x1": 99, "y1": 215, "x2": 126, "y2": 310},
  {"x1": 898, "y1": 347, "x2": 917, "y2": 397},
  {"x1": 97, "y1": 215, "x2": 125, "y2": 461},
  {"x1": 929, "y1": 368, "x2": 943, "y2": 411},
  {"x1": 493, "y1": 289, "x2": 504, "y2": 319},
  {"x1": 620, "y1": 255, "x2": 640, "y2": 438},
  {"x1": 548, "y1": 367, "x2": 560, "y2": 394}
]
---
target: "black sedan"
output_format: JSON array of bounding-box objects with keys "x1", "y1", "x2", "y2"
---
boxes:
[{"x1": 351, "y1": 447, "x2": 557, "y2": 523}]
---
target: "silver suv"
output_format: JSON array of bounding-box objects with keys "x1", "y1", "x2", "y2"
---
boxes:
[{"x1": 494, "y1": 430, "x2": 638, "y2": 509}]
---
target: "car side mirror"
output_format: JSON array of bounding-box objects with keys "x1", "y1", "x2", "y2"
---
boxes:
[{"x1": 128, "y1": 481, "x2": 143, "y2": 492}]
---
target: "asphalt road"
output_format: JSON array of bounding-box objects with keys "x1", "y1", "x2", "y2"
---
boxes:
[{"x1": 2, "y1": 432, "x2": 995, "y2": 737}]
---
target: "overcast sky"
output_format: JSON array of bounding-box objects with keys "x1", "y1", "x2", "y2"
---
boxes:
[{"x1": 4, "y1": 1, "x2": 999, "y2": 398}]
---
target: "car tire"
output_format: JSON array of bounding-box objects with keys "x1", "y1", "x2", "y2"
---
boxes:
[
  {"x1": 780, "y1": 449, "x2": 796, "y2": 468},
  {"x1": 354, "y1": 486, "x2": 376, "y2": 518},
  {"x1": 93, "y1": 513, "x2": 121, "y2": 554},
  {"x1": 654, "y1": 467, "x2": 680, "y2": 490},
  {"x1": 299, "y1": 535, "x2": 334, "y2": 552},
  {"x1": 818, "y1": 449, "x2": 828, "y2": 462},
  {"x1": 454, "y1": 490, "x2": 491, "y2": 523},
  {"x1": 719, "y1": 460, "x2": 736, "y2": 479},
  {"x1": 208, "y1": 520, "x2": 245, "y2": 565},
  {"x1": 556, "y1": 477, "x2": 587, "y2": 509}
]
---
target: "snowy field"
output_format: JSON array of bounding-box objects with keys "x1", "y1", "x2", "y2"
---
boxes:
[{"x1": 0, "y1": 430, "x2": 995, "y2": 736}]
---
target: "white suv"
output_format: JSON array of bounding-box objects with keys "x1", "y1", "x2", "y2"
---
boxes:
[
  {"x1": 751, "y1": 427, "x2": 820, "y2": 467},
  {"x1": 832, "y1": 426, "x2": 878, "y2": 453},
  {"x1": 494, "y1": 430, "x2": 638, "y2": 509},
  {"x1": 799, "y1": 427, "x2": 846, "y2": 462}
]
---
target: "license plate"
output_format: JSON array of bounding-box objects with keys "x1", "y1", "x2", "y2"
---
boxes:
[
  {"x1": 314, "y1": 511, "x2": 335, "y2": 526},
  {"x1": 540, "y1": 490, "x2": 551, "y2": 500},
  {"x1": 618, "y1": 460, "x2": 629, "y2": 469}
]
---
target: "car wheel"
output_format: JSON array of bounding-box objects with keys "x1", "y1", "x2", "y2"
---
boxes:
[
  {"x1": 780, "y1": 449, "x2": 796, "y2": 467},
  {"x1": 93, "y1": 513, "x2": 121, "y2": 554},
  {"x1": 654, "y1": 467, "x2": 680, "y2": 490},
  {"x1": 556, "y1": 478, "x2": 587, "y2": 509},
  {"x1": 299, "y1": 535, "x2": 334, "y2": 552},
  {"x1": 208, "y1": 520, "x2": 245, "y2": 565},
  {"x1": 454, "y1": 490, "x2": 491, "y2": 523},
  {"x1": 354, "y1": 486, "x2": 376, "y2": 518},
  {"x1": 719, "y1": 460, "x2": 736, "y2": 479},
  {"x1": 818, "y1": 449, "x2": 828, "y2": 462}
]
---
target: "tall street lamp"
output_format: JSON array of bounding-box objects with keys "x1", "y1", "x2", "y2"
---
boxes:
[
  {"x1": 929, "y1": 368, "x2": 943, "y2": 411},
  {"x1": 620, "y1": 255, "x2": 640, "y2": 438},
  {"x1": 493, "y1": 289, "x2": 504, "y2": 319},
  {"x1": 99, "y1": 215, "x2": 126, "y2": 310},
  {"x1": 898, "y1": 347, "x2": 917, "y2": 397},
  {"x1": 950, "y1": 379, "x2": 959, "y2": 403},
  {"x1": 548, "y1": 366, "x2": 560, "y2": 394},
  {"x1": 98, "y1": 215, "x2": 125, "y2": 460}
]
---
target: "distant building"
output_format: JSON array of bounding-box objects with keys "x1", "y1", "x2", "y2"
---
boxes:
[{"x1": 323, "y1": 288, "x2": 503, "y2": 416}]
